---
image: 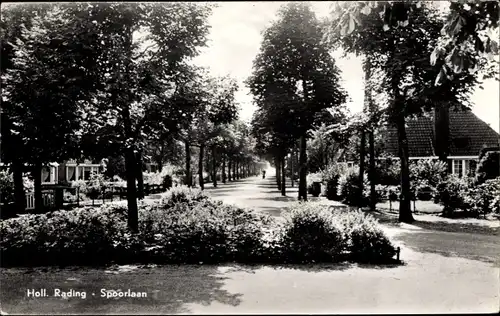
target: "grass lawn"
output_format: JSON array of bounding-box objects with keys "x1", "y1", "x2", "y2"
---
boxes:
[{"x1": 376, "y1": 200, "x2": 443, "y2": 214}]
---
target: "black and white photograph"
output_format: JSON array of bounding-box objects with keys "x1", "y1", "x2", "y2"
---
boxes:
[{"x1": 0, "y1": 1, "x2": 499, "y2": 314}]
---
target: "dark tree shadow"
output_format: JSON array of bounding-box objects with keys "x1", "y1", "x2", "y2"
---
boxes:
[
  {"x1": 0, "y1": 265, "x2": 243, "y2": 315},
  {"x1": 367, "y1": 210, "x2": 499, "y2": 236},
  {"x1": 247, "y1": 196, "x2": 297, "y2": 202},
  {"x1": 394, "y1": 231, "x2": 500, "y2": 266}
]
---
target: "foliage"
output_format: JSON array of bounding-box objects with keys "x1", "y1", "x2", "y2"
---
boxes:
[
  {"x1": 409, "y1": 159, "x2": 448, "y2": 188},
  {"x1": 374, "y1": 159, "x2": 400, "y2": 186},
  {"x1": 434, "y1": 175, "x2": 472, "y2": 216},
  {"x1": 476, "y1": 151, "x2": 500, "y2": 184},
  {"x1": 335, "y1": 209, "x2": 397, "y2": 263},
  {"x1": 325, "y1": 1, "x2": 492, "y2": 223},
  {"x1": 0, "y1": 170, "x2": 15, "y2": 203},
  {"x1": 306, "y1": 172, "x2": 323, "y2": 187},
  {"x1": 307, "y1": 124, "x2": 346, "y2": 172},
  {"x1": 319, "y1": 163, "x2": 347, "y2": 200},
  {"x1": 278, "y1": 202, "x2": 345, "y2": 263},
  {"x1": 0, "y1": 203, "x2": 131, "y2": 266},
  {"x1": 466, "y1": 177, "x2": 500, "y2": 216},
  {"x1": 247, "y1": 2, "x2": 347, "y2": 198},
  {"x1": 338, "y1": 167, "x2": 369, "y2": 206},
  {"x1": 325, "y1": 1, "x2": 499, "y2": 84},
  {"x1": 0, "y1": 187, "x2": 399, "y2": 267}
]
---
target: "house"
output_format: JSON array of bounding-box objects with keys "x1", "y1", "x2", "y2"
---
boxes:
[
  {"x1": 58, "y1": 159, "x2": 103, "y2": 183},
  {"x1": 0, "y1": 159, "x2": 104, "y2": 185},
  {"x1": 379, "y1": 109, "x2": 500, "y2": 177}
]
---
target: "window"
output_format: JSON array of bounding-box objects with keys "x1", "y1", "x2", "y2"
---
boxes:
[
  {"x1": 77, "y1": 167, "x2": 84, "y2": 180},
  {"x1": 453, "y1": 160, "x2": 463, "y2": 177},
  {"x1": 467, "y1": 160, "x2": 477, "y2": 176},
  {"x1": 84, "y1": 167, "x2": 92, "y2": 180},
  {"x1": 67, "y1": 166, "x2": 76, "y2": 181}
]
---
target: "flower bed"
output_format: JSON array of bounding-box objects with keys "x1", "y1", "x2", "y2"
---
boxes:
[{"x1": 0, "y1": 187, "x2": 398, "y2": 267}]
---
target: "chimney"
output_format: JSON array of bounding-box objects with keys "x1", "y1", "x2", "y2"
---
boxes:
[{"x1": 434, "y1": 105, "x2": 450, "y2": 163}]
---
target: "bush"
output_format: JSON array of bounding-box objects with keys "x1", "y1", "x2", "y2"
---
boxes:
[
  {"x1": 321, "y1": 164, "x2": 346, "y2": 200},
  {"x1": 0, "y1": 170, "x2": 34, "y2": 203},
  {"x1": 375, "y1": 159, "x2": 400, "y2": 186},
  {"x1": 278, "y1": 202, "x2": 345, "y2": 263},
  {"x1": 277, "y1": 203, "x2": 397, "y2": 263},
  {"x1": 0, "y1": 170, "x2": 14, "y2": 203},
  {"x1": 0, "y1": 203, "x2": 131, "y2": 266},
  {"x1": 465, "y1": 177, "x2": 500, "y2": 217},
  {"x1": 0, "y1": 188, "x2": 399, "y2": 267},
  {"x1": 476, "y1": 151, "x2": 499, "y2": 184},
  {"x1": 434, "y1": 175, "x2": 471, "y2": 217},
  {"x1": 335, "y1": 209, "x2": 397, "y2": 263},
  {"x1": 410, "y1": 159, "x2": 448, "y2": 188},
  {"x1": 338, "y1": 167, "x2": 369, "y2": 206},
  {"x1": 306, "y1": 172, "x2": 322, "y2": 196}
]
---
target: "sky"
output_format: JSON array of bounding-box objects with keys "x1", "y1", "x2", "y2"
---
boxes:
[{"x1": 192, "y1": 1, "x2": 500, "y2": 133}]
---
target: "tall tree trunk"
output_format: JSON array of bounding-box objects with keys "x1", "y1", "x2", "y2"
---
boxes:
[
  {"x1": 369, "y1": 130, "x2": 376, "y2": 211},
  {"x1": 33, "y1": 163, "x2": 43, "y2": 213},
  {"x1": 359, "y1": 130, "x2": 366, "y2": 206},
  {"x1": 136, "y1": 151, "x2": 144, "y2": 199},
  {"x1": 212, "y1": 147, "x2": 217, "y2": 188},
  {"x1": 156, "y1": 159, "x2": 163, "y2": 172},
  {"x1": 233, "y1": 160, "x2": 237, "y2": 180},
  {"x1": 228, "y1": 159, "x2": 232, "y2": 181},
  {"x1": 275, "y1": 156, "x2": 281, "y2": 190},
  {"x1": 291, "y1": 145, "x2": 295, "y2": 187},
  {"x1": 435, "y1": 105, "x2": 450, "y2": 166},
  {"x1": 124, "y1": 148, "x2": 138, "y2": 232},
  {"x1": 298, "y1": 135, "x2": 308, "y2": 201},
  {"x1": 155, "y1": 143, "x2": 164, "y2": 172},
  {"x1": 12, "y1": 160, "x2": 25, "y2": 213},
  {"x1": 121, "y1": 23, "x2": 139, "y2": 233},
  {"x1": 198, "y1": 144, "x2": 205, "y2": 190},
  {"x1": 184, "y1": 140, "x2": 192, "y2": 187},
  {"x1": 396, "y1": 113, "x2": 414, "y2": 223},
  {"x1": 281, "y1": 155, "x2": 286, "y2": 196},
  {"x1": 222, "y1": 156, "x2": 226, "y2": 183}
]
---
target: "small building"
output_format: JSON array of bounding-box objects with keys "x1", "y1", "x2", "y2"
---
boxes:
[{"x1": 380, "y1": 109, "x2": 500, "y2": 177}]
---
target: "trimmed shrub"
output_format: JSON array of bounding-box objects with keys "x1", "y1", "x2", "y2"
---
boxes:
[
  {"x1": 335, "y1": 209, "x2": 397, "y2": 263},
  {"x1": 321, "y1": 163, "x2": 346, "y2": 200},
  {"x1": 0, "y1": 203, "x2": 131, "y2": 266},
  {"x1": 0, "y1": 188, "x2": 398, "y2": 267},
  {"x1": 476, "y1": 151, "x2": 500, "y2": 184},
  {"x1": 465, "y1": 177, "x2": 500, "y2": 217},
  {"x1": 338, "y1": 167, "x2": 369, "y2": 206},
  {"x1": 278, "y1": 202, "x2": 345, "y2": 263},
  {"x1": 434, "y1": 175, "x2": 471, "y2": 217}
]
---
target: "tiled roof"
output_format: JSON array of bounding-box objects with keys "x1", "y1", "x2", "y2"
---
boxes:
[{"x1": 381, "y1": 110, "x2": 500, "y2": 157}]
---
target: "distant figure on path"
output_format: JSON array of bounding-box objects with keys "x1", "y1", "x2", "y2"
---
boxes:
[{"x1": 262, "y1": 170, "x2": 266, "y2": 179}]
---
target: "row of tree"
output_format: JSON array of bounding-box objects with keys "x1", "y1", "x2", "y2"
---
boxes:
[
  {"x1": 248, "y1": 1, "x2": 498, "y2": 222},
  {"x1": 1, "y1": 3, "x2": 261, "y2": 231},
  {"x1": 247, "y1": 3, "x2": 348, "y2": 201}
]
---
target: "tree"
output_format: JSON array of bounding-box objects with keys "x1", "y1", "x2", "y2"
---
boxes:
[
  {"x1": 2, "y1": 4, "x2": 106, "y2": 212},
  {"x1": 325, "y1": 1, "x2": 499, "y2": 84},
  {"x1": 182, "y1": 74, "x2": 239, "y2": 190},
  {"x1": 325, "y1": 2, "x2": 491, "y2": 222},
  {"x1": 75, "y1": 3, "x2": 214, "y2": 231},
  {"x1": 248, "y1": 2, "x2": 347, "y2": 201}
]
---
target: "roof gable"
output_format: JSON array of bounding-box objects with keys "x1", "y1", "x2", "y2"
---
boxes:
[{"x1": 381, "y1": 110, "x2": 500, "y2": 157}]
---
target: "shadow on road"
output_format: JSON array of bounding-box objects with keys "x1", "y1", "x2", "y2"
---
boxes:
[
  {"x1": 247, "y1": 195, "x2": 297, "y2": 202},
  {"x1": 1, "y1": 265, "x2": 243, "y2": 315}
]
